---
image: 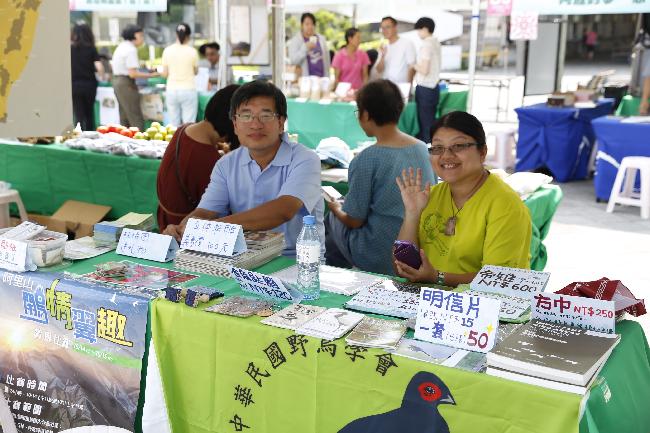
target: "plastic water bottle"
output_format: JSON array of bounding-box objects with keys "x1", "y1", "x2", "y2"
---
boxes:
[{"x1": 296, "y1": 215, "x2": 320, "y2": 300}]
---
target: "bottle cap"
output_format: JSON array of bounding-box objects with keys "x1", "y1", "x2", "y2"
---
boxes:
[{"x1": 303, "y1": 215, "x2": 315, "y2": 225}]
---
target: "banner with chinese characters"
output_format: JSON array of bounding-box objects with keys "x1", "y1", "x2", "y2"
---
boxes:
[
  {"x1": 0, "y1": 271, "x2": 149, "y2": 433},
  {"x1": 150, "y1": 297, "x2": 584, "y2": 433}
]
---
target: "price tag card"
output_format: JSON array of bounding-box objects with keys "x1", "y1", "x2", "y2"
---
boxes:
[
  {"x1": 230, "y1": 267, "x2": 299, "y2": 302},
  {"x1": 0, "y1": 238, "x2": 36, "y2": 272},
  {"x1": 116, "y1": 229, "x2": 178, "y2": 262},
  {"x1": 2, "y1": 221, "x2": 45, "y2": 241},
  {"x1": 415, "y1": 288, "x2": 501, "y2": 353},
  {"x1": 471, "y1": 265, "x2": 550, "y2": 300},
  {"x1": 532, "y1": 292, "x2": 616, "y2": 334},
  {"x1": 180, "y1": 218, "x2": 247, "y2": 256}
]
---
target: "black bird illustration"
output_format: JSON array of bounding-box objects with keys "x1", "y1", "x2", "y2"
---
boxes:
[{"x1": 338, "y1": 371, "x2": 456, "y2": 433}]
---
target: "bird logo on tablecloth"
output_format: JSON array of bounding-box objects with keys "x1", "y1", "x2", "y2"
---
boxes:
[{"x1": 338, "y1": 371, "x2": 456, "y2": 433}]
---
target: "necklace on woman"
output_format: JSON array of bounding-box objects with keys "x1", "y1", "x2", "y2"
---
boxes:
[{"x1": 444, "y1": 170, "x2": 488, "y2": 236}]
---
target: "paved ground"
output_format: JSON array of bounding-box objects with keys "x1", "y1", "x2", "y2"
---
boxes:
[{"x1": 465, "y1": 60, "x2": 650, "y2": 340}]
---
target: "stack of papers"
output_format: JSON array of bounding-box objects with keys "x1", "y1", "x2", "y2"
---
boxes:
[
  {"x1": 92, "y1": 213, "x2": 155, "y2": 248},
  {"x1": 175, "y1": 231, "x2": 284, "y2": 277},
  {"x1": 204, "y1": 296, "x2": 275, "y2": 317},
  {"x1": 261, "y1": 304, "x2": 327, "y2": 330},
  {"x1": 345, "y1": 284, "x2": 420, "y2": 319},
  {"x1": 345, "y1": 316, "x2": 407, "y2": 350},
  {"x1": 270, "y1": 264, "x2": 384, "y2": 296},
  {"x1": 65, "y1": 236, "x2": 113, "y2": 260},
  {"x1": 296, "y1": 308, "x2": 364, "y2": 340}
]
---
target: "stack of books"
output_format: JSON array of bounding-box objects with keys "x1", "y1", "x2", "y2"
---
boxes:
[
  {"x1": 93, "y1": 212, "x2": 155, "y2": 248},
  {"x1": 175, "y1": 231, "x2": 284, "y2": 277},
  {"x1": 486, "y1": 320, "x2": 620, "y2": 394}
]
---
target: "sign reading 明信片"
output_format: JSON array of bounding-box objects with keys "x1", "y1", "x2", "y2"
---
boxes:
[
  {"x1": 415, "y1": 288, "x2": 501, "y2": 353},
  {"x1": 532, "y1": 292, "x2": 616, "y2": 334},
  {"x1": 181, "y1": 218, "x2": 247, "y2": 257},
  {"x1": 0, "y1": 271, "x2": 148, "y2": 432}
]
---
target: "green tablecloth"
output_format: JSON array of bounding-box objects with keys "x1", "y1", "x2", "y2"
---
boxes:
[
  {"x1": 615, "y1": 95, "x2": 650, "y2": 116},
  {"x1": 0, "y1": 141, "x2": 160, "y2": 220},
  {"x1": 283, "y1": 90, "x2": 468, "y2": 149},
  {"x1": 122, "y1": 254, "x2": 650, "y2": 433}
]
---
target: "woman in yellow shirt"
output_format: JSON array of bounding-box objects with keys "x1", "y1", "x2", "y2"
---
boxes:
[{"x1": 395, "y1": 111, "x2": 531, "y2": 286}]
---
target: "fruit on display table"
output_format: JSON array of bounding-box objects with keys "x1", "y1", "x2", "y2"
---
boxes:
[{"x1": 96, "y1": 122, "x2": 177, "y2": 141}]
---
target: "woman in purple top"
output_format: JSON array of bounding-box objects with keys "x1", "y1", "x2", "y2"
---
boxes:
[
  {"x1": 288, "y1": 12, "x2": 330, "y2": 77},
  {"x1": 332, "y1": 28, "x2": 370, "y2": 91}
]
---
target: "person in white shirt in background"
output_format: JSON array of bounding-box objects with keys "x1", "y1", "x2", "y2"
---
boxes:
[
  {"x1": 161, "y1": 23, "x2": 199, "y2": 126},
  {"x1": 111, "y1": 24, "x2": 158, "y2": 130},
  {"x1": 287, "y1": 12, "x2": 330, "y2": 78},
  {"x1": 199, "y1": 42, "x2": 220, "y2": 89},
  {"x1": 373, "y1": 16, "x2": 416, "y2": 85},
  {"x1": 411, "y1": 17, "x2": 442, "y2": 143}
]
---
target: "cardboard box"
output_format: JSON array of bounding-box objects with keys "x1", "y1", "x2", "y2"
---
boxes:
[{"x1": 27, "y1": 200, "x2": 111, "y2": 239}]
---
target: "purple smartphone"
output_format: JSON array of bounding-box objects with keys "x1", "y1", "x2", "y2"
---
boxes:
[{"x1": 393, "y1": 240, "x2": 422, "y2": 269}]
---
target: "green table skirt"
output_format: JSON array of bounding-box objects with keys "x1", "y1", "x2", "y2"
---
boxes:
[{"x1": 615, "y1": 95, "x2": 650, "y2": 116}]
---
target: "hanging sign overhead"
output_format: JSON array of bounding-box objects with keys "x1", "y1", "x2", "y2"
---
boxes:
[
  {"x1": 510, "y1": 11, "x2": 539, "y2": 41},
  {"x1": 487, "y1": 0, "x2": 513, "y2": 16},
  {"x1": 512, "y1": 0, "x2": 650, "y2": 15},
  {"x1": 69, "y1": 0, "x2": 167, "y2": 12}
]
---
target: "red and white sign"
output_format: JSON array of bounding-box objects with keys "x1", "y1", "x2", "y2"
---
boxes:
[
  {"x1": 487, "y1": 0, "x2": 512, "y2": 16},
  {"x1": 532, "y1": 292, "x2": 616, "y2": 334},
  {"x1": 510, "y1": 11, "x2": 539, "y2": 41}
]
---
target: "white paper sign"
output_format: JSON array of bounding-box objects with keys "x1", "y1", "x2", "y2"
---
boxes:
[
  {"x1": 415, "y1": 288, "x2": 501, "y2": 353},
  {"x1": 0, "y1": 239, "x2": 36, "y2": 272},
  {"x1": 471, "y1": 265, "x2": 549, "y2": 300},
  {"x1": 230, "y1": 266, "x2": 296, "y2": 302},
  {"x1": 466, "y1": 290, "x2": 530, "y2": 321},
  {"x1": 180, "y1": 218, "x2": 247, "y2": 257},
  {"x1": 116, "y1": 229, "x2": 178, "y2": 262},
  {"x1": 532, "y1": 292, "x2": 616, "y2": 334},
  {"x1": 510, "y1": 11, "x2": 539, "y2": 41},
  {"x1": 2, "y1": 221, "x2": 45, "y2": 241}
]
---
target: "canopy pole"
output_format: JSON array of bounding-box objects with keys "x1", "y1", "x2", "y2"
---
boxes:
[
  {"x1": 271, "y1": 1, "x2": 286, "y2": 89},
  {"x1": 467, "y1": 0, "x2": 480, "y2": 113},
  {"x1": 217, "y1": 0, "x2": 228, "y2": 89}
]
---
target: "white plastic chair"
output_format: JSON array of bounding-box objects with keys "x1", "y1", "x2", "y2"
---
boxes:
[
  {"x1": 0, "y1": 189, "x2": 28, "y2": 228},
  {"x1": 606, "y1": 156, "x2": 650, "y2": 219}
]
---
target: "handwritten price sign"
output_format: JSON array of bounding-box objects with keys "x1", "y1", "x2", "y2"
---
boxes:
[
  {"x1": 181, "y1": 219, "x2": 247, "y2": 257},
  {"x1": 532, "y1": 292, "x2": 615, "y2": 334},
  {"x1": 230, "y1": 267, "x2": 296, "y2": 302},
  {"x1": 0, "y1": 238, "x2": 35, "y2": 272},
  {"x1": 415, "y1": 288, "x2": 501, "y2": 353},
  {"x1": 471, "y1": 265, "x2": 549, "y2": 300}
]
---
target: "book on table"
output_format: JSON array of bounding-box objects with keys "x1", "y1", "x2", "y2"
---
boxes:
[{"x1": 486, "y1": 320, "x2": 620, "y2": 387}]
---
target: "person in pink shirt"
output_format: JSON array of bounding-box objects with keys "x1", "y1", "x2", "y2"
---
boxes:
[{"x1": 332, "y1": 28, "x2": 370, "y2": 91}]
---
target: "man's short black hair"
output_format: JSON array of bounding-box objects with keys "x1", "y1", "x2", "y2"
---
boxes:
[
  {"x1": 205, "y1": 84, "x2": 240, "y2": 149},
  {"x1": 199, "y1": 42, "x2": 221, "y2": 56},
  {"x1": 121, "y1": 24, "x2": 143, "y2": 41},
  {"x1": 301, "y1": 12, "x2": 316, "y2": 25},
  {"x1": 381, "y1": 16, "x2": 398, "y2": 26},
  {"x1": 414, "y1": 17, "x2": 436, "y2": 34},
  {"x1": 356, "y1": 79, "x2": 404, "y2": 126},
  {"x1": 229, "y1": 80, "x2": 288, "y2": 119}
]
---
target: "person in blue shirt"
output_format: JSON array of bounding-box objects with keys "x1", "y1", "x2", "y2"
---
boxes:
[
  {"x1": 163, "y1": 80, "x2": 325, "y2": 257},
  {"x1": 325, "y1": 79, "x2": 436, "y2": 275}
]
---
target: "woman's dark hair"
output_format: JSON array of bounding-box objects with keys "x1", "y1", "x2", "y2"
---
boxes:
[
  {"x1": 301, "y1": 12, "x2": 316, "y2": 25},
  {"x1": 356, "y1": 79, "x2": 404, "y2": 126},
  {"x1": 344, "y1": 28, "x2": 359, "y2": 46},
  {"x1": 121, "y1": 24, "x2": 143, "y2": 41},
  {"x1": 431, "y1": 111, "x2": 486, "y2": 150},
  {"x1": 414, "y1": 17, "x2": 436, "y2": 34},
  {"x1": 366, "y1": 48, "x2": 378, "y2": 70},
  {"x1": 176, "y1": 23, "x2": 192, "y2": 44},
  {"x1": 205, "y1": 84, "x2": 240, "y2": 149},
  {"x1": 71, "y1": 23, "x2": 96, "y2": 47},
  {"x1": 229, "y1": 80, "x2": 288, "y2": 119},
  {"x1": 199, "y1": 42, "x2": 220, "y2": 56}
]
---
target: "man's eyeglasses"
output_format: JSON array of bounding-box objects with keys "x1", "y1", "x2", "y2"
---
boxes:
[
  {"x1": 428, "y1": 143, "x2": 480, "y2": 156},
  {"x1": 234, "y1": 112, "x2": 279, "y2": 123}
]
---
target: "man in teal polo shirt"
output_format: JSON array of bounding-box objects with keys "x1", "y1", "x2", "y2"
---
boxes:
[{"x1": 163, "y1": 80, "x2": 325, "y2": 257}]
